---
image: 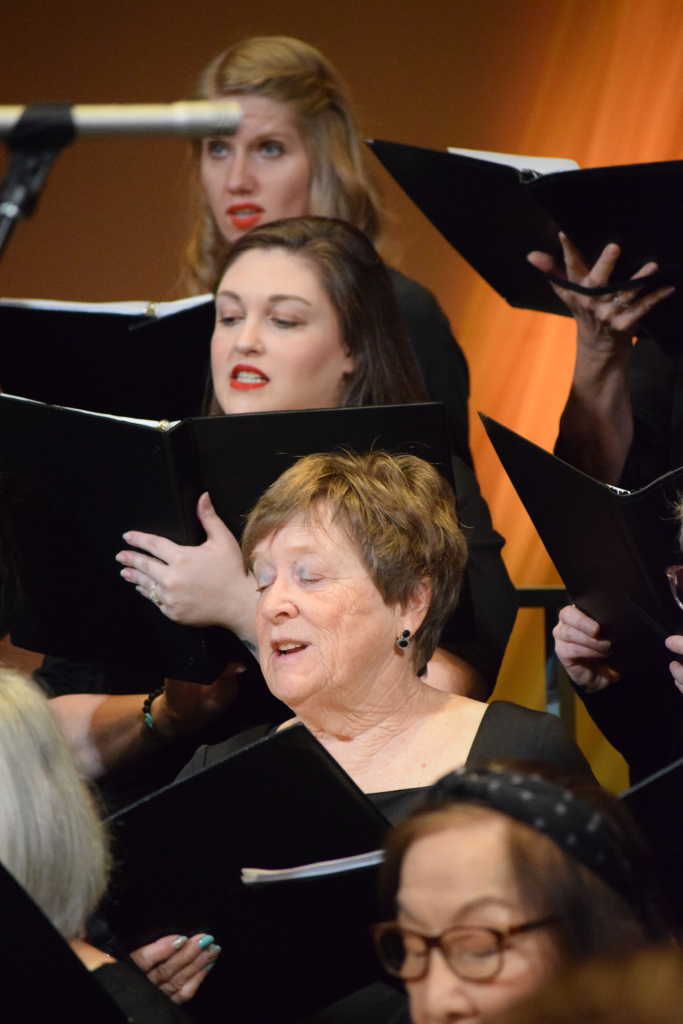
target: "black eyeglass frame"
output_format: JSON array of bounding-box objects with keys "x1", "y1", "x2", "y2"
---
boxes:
[{"x1": 372, "y1": 916, "x2": 559, "y2": 983}]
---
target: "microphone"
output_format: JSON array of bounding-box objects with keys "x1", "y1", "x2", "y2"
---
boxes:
[{"x1": 0, "y1": 101, "x2": 241, "y2": 138}]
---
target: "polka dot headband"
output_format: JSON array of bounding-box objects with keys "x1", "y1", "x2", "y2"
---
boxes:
[{"x1": 426, "y1": 765, "x2": 640, "y2": 914}]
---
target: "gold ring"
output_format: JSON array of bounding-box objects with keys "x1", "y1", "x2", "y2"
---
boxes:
[{"x1": 151, "y1": 583, "x2": 162, "y2": 607}]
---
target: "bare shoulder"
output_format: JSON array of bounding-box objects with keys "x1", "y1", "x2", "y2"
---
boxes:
[{"x1": 426, "y1": 689, "x2": 489, "y2": 731}]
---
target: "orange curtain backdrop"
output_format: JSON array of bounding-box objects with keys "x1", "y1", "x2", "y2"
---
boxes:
[{"x1": 441, "y1": 0, "x2": 683, "y2": 790}]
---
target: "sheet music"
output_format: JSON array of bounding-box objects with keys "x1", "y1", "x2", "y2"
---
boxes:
[
  {"x1": 0, "y1": 294, "x2": 213, "y2": 318},
  {"x1": 447, "y1": 147, "x2": 579, "y2": 175},
  {"x1": 241, "y1": 849, "x2": 384, "y2": 884},
  {"x1": 0, "y1": 393, "x2": 180, "y2": 430}
]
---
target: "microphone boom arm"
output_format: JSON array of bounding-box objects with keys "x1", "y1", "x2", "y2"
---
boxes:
[
  {"x1": 0, "y1": 104, "x2": 76, "y2": 260},
  {"x1": 0, "y1": 100, "x2": 241, "y2": 263}
]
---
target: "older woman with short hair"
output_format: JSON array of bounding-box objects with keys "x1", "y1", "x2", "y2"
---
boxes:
[{"x1": 180, "y1": 450, "x2": 591, "y2": 815}]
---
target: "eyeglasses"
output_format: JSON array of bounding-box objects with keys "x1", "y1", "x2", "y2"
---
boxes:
[
  {"x1": 372, "y1": 917, "x2": 558, "y2": 983},
  {"x1": 666, "y1": 566, "x2": 683, "y2": 611}
]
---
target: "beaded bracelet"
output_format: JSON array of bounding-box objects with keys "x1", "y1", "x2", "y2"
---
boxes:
[{"x1": 142, "y1": 686, "x2": 170, "y2": 743}]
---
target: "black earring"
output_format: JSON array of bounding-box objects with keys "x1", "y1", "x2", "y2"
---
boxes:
[{"x1": 396, "y1": 629, "x2": 411, "y2": 650}]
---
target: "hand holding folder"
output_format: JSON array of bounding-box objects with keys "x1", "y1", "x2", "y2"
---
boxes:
[
  {"x1": 367, "y1": 141, "x2": 683, "y2": 346},
  {"x1": 527, "y1": 233, "x2": 675, "y2": 346},
  {"x1": 117, "y1": 491, "x2": 254, "y2": 638},
  {"x1": 105, "y1": 723, "x2": 392, "y2": 1023},
  {"x1": 0, "y1": 397, "x2": 452, "y2": 685},
  {"x1": 479, "y1": 412, "x2": 683, "y2": 683}
]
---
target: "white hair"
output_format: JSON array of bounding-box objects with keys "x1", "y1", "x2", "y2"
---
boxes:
[{"x1": 0, "y1": 669, "x2": 109, "y2": 939}]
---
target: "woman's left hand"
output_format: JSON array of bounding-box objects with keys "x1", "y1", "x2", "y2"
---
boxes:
[
  {"x1": 130, "y1": 933, "x2": 221, "y2": 1004},
  {"x1": 665, "y1": 635, "x2": 683, "y2": 693},
  {"x1": 116, "y1": 492, "x2": 258, "y2": 644}
]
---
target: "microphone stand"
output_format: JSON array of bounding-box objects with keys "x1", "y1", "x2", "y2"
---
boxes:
[{"x1": 0, "y1": 105, "x2": 75, "y2": 261}]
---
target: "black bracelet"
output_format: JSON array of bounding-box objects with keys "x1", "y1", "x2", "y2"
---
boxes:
[{"x1": 142, "y1": 686, "x2": 170, "y2": 743}]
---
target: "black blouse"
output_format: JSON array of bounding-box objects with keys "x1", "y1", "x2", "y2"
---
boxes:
[{"x1": 93, "y1": 961, "x2": 191, "y2": 1024}]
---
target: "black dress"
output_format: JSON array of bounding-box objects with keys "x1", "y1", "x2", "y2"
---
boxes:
[
  {"x1": 178, "y1": 700, "x2": 593, "y2": 1024},
  {"x1": 93, "y1": 960, "x2": 192, "y2": 1024},
  {"x1": 178, "y1": 699, "x2": 594, "y2": 792},
  {"x1": 388, "y1": 268, "x2": 472, "y2": 467}
]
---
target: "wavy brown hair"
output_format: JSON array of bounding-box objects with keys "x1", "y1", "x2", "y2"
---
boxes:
[
  {"x1": 206, "y1": 217, "x2": 427, "y2": 414},
  {"x1": 241, "y1": 449, "x2": 468, "y2": 676},
  {"x1": 184, "y1": 35, "x2": 385, "y2": 294}
]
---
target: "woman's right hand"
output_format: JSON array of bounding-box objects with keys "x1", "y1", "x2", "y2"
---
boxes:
[
  {"x1": 527, "y1": 233, "x2": 674, "y2": 351},
  {"x1": 130, "y1": 932, "x2": 220, "y2": 1004},
  {"x1": 116, "y1": 492, "x2": 259, "y2": 647},
  {"x1": 553, "y1": 604, "x2": 620, "y2": 692}
]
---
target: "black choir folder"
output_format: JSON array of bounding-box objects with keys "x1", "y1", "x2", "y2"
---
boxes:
[
  {"x1": 0, "y1": 860, "x2": 127, "y2": 1023},
  {"x1": 479, "y1": 413, "x2": 683, "y2": 683},
  {"x1": 105, "y1": 723, "x2": 392, "y2": 1024},
  {"x1": 0, "y1": 396, "x2": 452, "y2": 684},
  {"x1": 0, "y1": 295, "x2": 215, "y2": 419},
  {"x1": 368, "y1": 140, "x2": 683, "y2": 346}
]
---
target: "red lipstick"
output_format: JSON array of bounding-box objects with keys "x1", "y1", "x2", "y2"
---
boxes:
[
  {"x1": 230, "y1": 363, "x2": 269, "y2": 390},
  {"x1": 227, "y1": 203, "x2": 264, "y2": 231}
]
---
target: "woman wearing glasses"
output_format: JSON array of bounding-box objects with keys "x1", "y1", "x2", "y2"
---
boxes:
[{"x1": 374, "y1": 762, "x2": 665, "y2": 1024}]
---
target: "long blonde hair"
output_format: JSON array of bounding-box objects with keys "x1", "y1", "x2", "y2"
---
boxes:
[
  {"x1": 0, "y1": 669, "x2": 109, "y2": 939},
  {"x1": 184, "y1": 36, "x2": 385, "y2": 293}
]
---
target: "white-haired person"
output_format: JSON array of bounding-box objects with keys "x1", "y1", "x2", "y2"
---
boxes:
[{"x1": 0, "y1": 668, "x2": 221, "y2": 1017}]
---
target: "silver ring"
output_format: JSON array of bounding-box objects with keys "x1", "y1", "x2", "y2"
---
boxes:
[
  {"x1": 612, "y1": 295, "x2": 630, "y2": 309},
  {"x1": 151, "y1": 583, "x2": 162, "y2": 607}
]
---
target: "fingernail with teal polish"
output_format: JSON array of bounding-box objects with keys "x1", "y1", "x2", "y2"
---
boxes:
[
  {"x1": 172, "y1": 936, "x2": 188, "y2": 950},
  {"x1": 204, "y1": 961, "x2": 216, "y2": 972},
  {"x1": 207, "y1": 944, "x2": 221, "y2": 957},
  {"x1": 198, "y1": 934, "x2": 215, "y2": 950}
]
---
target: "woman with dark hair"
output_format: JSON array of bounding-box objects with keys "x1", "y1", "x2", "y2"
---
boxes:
[
  {"x1": 203, "y1": 216, "x2": 424, "y2": 415},
  {"x1": 116, "y1": 216, "x2": 517, "y2": 711},
  {"x1": 374, "y1": 761, "x2": 666, "y2": 1024}
]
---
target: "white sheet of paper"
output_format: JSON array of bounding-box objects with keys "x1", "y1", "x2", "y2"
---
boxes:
[
  {"x1": 0, "y1": 294, "x2": 213, "y2": 319},
  {"x1": 0, "y1": 393, "x2": 180, "y2": 431},
  {"x1": 447, "y1": 147, "x2": 579, "y2": 175},
  {"x1": 241, "y1": 849, "x2": 385, "y2": 885}
]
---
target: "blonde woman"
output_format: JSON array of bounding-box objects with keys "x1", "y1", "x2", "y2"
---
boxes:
[{"x1": 183, "y1": 35, "x2": 472, "y2": 463}]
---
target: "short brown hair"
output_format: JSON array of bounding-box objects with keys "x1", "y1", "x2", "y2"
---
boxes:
[
  {"x1": 184, "y1": 36, "x2": 384, "y2": 294},
  {"x1": 206, "y1": 217, "x2": 427, "y2": 414},
  {"x1": 242, "y1": 450, "x2": 468, "y2": 675},
  {"x1": 381, "y1": 761, "x2": 666, "y2": 958}
]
